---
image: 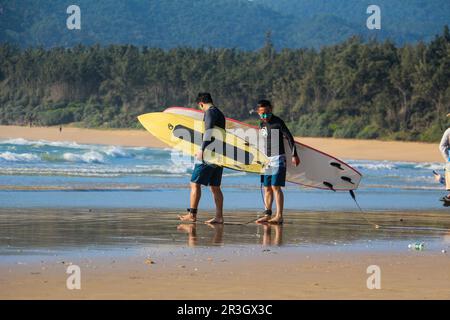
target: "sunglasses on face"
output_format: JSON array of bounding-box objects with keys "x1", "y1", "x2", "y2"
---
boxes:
[{"x1": 259, "y1": 113, "x2": 272, "y2": 119}]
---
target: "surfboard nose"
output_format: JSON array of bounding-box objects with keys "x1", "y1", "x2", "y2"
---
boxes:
[
  {"x1": 138, "y1": 113, "x2": 161, "y2": 128},
  {"x1": 137, "y1": 113, "x2": 151, "y2": 124}
]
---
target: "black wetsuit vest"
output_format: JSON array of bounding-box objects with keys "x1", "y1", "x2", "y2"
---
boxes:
[
  {"x1": 201, "y1": 106, "x2": 226, "y2": 151},
  {"x1": 259, "y1": 115, "x2": 298, "y2": 157}
]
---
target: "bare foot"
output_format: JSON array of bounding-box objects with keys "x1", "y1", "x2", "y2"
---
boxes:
[
  {"x1": 255, "y1": 215, "x2": 271, "y2": 224},
  {"x1": 205, "y1": 217, "x2": 224, "y2": 224},
  {"x1": 268, "y1": 216, "x2": 283, "y2": 225},
  {"x1": 178, "y1": 213, "x2": 196, "y2": 222}
]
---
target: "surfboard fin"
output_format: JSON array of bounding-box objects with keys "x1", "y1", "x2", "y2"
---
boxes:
[
  {"x1": 330, "y1": 162, "x2": 344, "y2": 170},
  {"x1": 323, "y1": 181, "x2": 335, "y2": 192},
  {"x1": 341, "y1": 176, "x2": 354, "y2": 184}
]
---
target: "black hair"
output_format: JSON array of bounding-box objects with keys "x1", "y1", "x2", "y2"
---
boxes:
[
  {"x1": 196, "y1": 92, "x2": 213, "y2": 104},
  {"x1": 257, "y1": 99, "x2": 272, "y2": 109}
]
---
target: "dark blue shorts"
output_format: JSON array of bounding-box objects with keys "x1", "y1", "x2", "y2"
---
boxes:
[
  {"x1": 191, "y1": 163, "x2": 223, "y2": 186},
  {"x1": 261, "y1": 156, "x2": 287, "y2": 187}
]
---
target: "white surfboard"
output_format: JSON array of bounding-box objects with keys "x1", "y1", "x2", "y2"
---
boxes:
[{"x1": 164, "y1": 106, "x2": 362, "y2": 191}]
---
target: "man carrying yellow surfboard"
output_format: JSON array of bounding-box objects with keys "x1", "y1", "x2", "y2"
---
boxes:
[
  {"x1": 178, "y1": 93, "x2": 226, "y2": 224},
  {"x1": 255, "y1": 100, "x2": 300, "y2": 224}
]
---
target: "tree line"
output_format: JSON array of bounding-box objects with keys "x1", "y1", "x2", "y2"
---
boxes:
[{"x1": 0, "y1": 26, "x2": 449, "y2": 141}]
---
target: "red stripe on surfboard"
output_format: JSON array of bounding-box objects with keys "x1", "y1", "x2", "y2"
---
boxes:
[{"x1": 164, "y1": 106, "x2": 363, "y2": 180}]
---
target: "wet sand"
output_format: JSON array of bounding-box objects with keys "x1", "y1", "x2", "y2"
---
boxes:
[
  {"x1": 1, "y1": 209, "x2": 450, "y2": 299},
  {"x1": 0, "y1": 125, "x2": 443, "y2": 162}
]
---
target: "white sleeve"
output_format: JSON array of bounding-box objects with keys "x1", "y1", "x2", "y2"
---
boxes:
[{"x1": 439, "y1": 128, "x2": 450, "y2": 161}]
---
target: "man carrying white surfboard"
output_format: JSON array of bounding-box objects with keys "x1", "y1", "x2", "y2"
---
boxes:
[
  {"x1": 255, "y1": 100, "x2": 300, "y2": 224},
  {"x1": 178, "y1": 93, "x2": 226, "y2": 224}
]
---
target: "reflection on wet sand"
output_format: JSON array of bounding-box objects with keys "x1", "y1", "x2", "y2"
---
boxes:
[
  {"x1": 2, "y1": 208, "x2": 450, "y2": 255},
  {"x1": 176, "y1": 223, "x2": 283, "y2": 247},
  {"x1": 261, "y1": 224, "x2": 283, "y2": 246},
  {"x1": 177, "y1": 224, "x2": 224, "y2": 247}
]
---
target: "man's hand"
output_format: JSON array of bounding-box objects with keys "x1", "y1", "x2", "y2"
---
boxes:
[
  {"x1": 292, "y1": 155, "x2": 300, "y2": 167},
  {"x1": 196, "y1": 150, "x2": 203, "y2": 161}
]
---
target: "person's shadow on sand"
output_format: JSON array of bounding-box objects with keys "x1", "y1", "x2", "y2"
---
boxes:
[{"x1": 177, "y1": 223, "x2": 223, "y2": 247}]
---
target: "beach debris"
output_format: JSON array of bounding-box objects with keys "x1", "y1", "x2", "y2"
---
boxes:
[
  {"x1": 144, "y1": 258, "x2": 155, "y2": 265},
  {"x1": 178, "y1": 265, "x2": 186, "y2": 268},
  {"x1": 408, "y1": 242, "x2": 425, "y2": 251}
]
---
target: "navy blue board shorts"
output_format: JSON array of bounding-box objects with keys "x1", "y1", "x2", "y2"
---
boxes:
[
  {"x1": 191, "y1": 163, "x2": 223, "y2": 186},
  {"x1": 261, "y1": 155, "x2": 287, "y2": 187}
]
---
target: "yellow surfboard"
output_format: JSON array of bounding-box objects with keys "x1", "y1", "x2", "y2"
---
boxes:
[{"x1": 138, "y1": 112, "x2": 269, "y2": 173}]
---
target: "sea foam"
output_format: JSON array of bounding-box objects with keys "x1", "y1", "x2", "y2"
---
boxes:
[
  {"x1": 62, "y1": 151, "x2": 105, "y2": 164},
  {"x1": 0, "y1": 151, "x2": 40, "y2": 162}
]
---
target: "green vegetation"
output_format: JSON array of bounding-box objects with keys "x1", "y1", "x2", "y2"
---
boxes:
[
  {"x1": 0, "y1": 0, "x2": 449, "y2": 49},
  {"x1": 0, "y1": 27, "x2": 449, "y2": 141}
]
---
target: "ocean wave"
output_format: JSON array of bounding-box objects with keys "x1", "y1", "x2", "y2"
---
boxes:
[
  {"x1": 0, "y1": 138, "x2": 83, "y2": 149},
  {"x1": 0, "y1": 138, "x2": 146, "y2": 155},
  {"x1": 348, "y1": 160, "x2": 446, "y2": 172},
  {"x1": 102, "y1": 146, "x2": 131, "y2": 158},
  {"x1": 62, "y1": 151, "x2": 105, "y2": 164},
  {"x1": 0, "y1": 139, "x2": 167, "y2": 162},
  {"x1": 0, "y1": 152, "x2": 41, "y2": 162},
  {"x1": 351, "y1": 162, "x2": 398, "y2": 170},
  {"x1": 0, "y1": 164, "x2": 190, "y2": 177},
  {"x1": 413, "y1": 162, "x2": 445, "y2": 171},
  {"x1": 363, "y1": 183, "x2": 443, "y2": 191}
]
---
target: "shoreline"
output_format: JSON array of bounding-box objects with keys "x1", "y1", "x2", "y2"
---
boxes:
[{"x1": 0, "y1": 125, "x2": 444, "y2": 163}]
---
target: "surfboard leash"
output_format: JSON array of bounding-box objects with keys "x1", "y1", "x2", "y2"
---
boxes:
[
  {"x1": 349, "y1": 190, "x2": 380, "y2": 229},
  {"x1": 234, "y1": 182, "x2": 268, "y2": 225},
  {"x1": 232, "y1": 183, "x2": 270, "y2": 225}
]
